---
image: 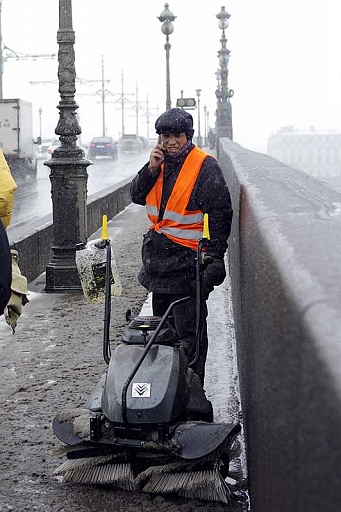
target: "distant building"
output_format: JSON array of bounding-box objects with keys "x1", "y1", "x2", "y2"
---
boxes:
[{"x1": 267, "y1": 126, "x2": 341, "y2": 178}]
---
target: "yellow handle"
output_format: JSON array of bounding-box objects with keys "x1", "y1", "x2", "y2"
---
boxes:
[
  {"x1": 203, "y1": 213, "x2": 210, "y2": 240},
  {"x1": 101, "y1": 214, "x2": 109, "y2": 240}
]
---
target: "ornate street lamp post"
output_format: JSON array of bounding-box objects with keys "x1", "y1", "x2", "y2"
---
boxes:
[
  {"x1": 203, "y1": 104, "x2": 207, "y2": 146},
  {"x1": 44, "y1": 0, "x2": 91, "y2": 292},
  {"x1": 215, "y1": 6, "x2": 234, "y2": 140},
  {"x1": 215, "y1": 68, "x2": 221, "y2": 90},
  {"x1": 38, "y1": 106, "x2": 43, "y2": 141},
  {"x1": 196, "y1": 89, "x2": 202, "y2": 148},
  {"x1": 158, "y1": 3, "x2": 176, "y2": 111},
  {"x1": 101, "y1": 55, "x2": 106, "y2": 137}
]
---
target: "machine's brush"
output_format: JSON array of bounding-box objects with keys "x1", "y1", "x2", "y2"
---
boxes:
[
  {"x1": 64, "y1": 462, "x2": 135, "y2": 490},
  {"x1": 139, "y1": 461, "x2": 232, "y2": 503},
  {"x1": 52, "y1": 444, "x2": 242, "y2": 503},
  {"x1": 132, "y1": 436, "x2": 243, "y2": 503},
  {"x1": 53, "y1": 456, "x2": 135, "y2": 490},
  {"x1": 228, "y1": 442, "x2": 244, "y2": 483},
  {"x1": 53, "y1": 455, "x2": 116, "y2": 476}
]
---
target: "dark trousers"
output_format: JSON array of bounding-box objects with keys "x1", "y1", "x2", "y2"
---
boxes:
[
  {"x1": 152, "y1": 292, "x2": 208, "y2": 385},
  {"x1": 0, "y1": 221, "x2": 11, "y2": 315}
]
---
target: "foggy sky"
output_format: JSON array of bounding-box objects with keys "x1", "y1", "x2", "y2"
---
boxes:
[{"x1": 2, "y1": 0, "x2": 340, "y2": 152}]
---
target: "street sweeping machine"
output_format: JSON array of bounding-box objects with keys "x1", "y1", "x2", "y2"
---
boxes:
[{"x1": 52, "y1": 215, "x2": 241, "y2": 504}]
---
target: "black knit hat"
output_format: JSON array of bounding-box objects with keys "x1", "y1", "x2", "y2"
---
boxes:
[{"x1": 155, "y1": 108, "x2": 194, "y2": 140}]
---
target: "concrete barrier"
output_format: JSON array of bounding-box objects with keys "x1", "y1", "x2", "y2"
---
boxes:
[
  {"x1": 10, "y1": 177, "x2": 132, "y2": 283},
  {"x1": 220, "y1": 138, "x2": 341, "y2": 511}
]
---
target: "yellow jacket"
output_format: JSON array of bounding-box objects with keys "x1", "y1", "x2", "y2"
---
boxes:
[{"x1": 0, "y1": 148, "x2": 17, "y2": 228}]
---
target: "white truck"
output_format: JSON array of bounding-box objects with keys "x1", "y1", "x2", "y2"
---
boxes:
[{"x1": 0, "y1": 99, "x2": 39, "y2": 181}]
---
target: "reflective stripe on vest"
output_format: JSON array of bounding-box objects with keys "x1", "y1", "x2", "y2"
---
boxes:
[{"x1": 145, "y1": 146, "x2": 209, "y2": 251}]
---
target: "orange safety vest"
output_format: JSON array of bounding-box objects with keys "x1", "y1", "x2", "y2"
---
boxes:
[{"x1": 145, "y1": 146, "x2": 208, "y2": 251}]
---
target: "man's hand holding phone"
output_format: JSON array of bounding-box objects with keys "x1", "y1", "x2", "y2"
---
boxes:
[{"x1": 148, "y1": 136, "x2": 166, "y2": 175}]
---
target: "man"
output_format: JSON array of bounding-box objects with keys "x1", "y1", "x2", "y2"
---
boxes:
[
  {"x1": 208, "y1": 128, "x2": 217, "y2": 149},
  {"x1": 130, "y1": 108, "x2": 233, "y2": 384}
]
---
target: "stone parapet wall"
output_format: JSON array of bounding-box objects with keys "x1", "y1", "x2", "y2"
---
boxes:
[
  {"x1": 10, "y1": 177, "x2": 132, "y2": 283},
  {"x1": 219, "y1": 138, "x2": 341, "y2": 512}
]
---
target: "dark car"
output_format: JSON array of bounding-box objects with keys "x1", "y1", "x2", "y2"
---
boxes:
[
  {"x1": 88, "y1": 136, "x2": 118, "y2": 160},
  {"x1": 118, "y1": 134, "x2": 143, "y2": 154}
]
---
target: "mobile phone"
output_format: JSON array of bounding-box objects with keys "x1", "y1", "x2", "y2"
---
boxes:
[{"x1": 158, "y1": 135, "x2": 167, "y2": 156}]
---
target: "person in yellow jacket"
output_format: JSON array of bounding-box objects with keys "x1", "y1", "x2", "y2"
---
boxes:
[
  {"x1": 0, "y1": 147, "x2": 17, "y2": 227},
  {"x1": 0, "y1": 148, "x2": 29, "y2": 333}
]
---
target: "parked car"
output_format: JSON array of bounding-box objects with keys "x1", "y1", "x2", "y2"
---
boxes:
[
  {"x1": 38, "y1": 138, "x2": 55, "y2": 159},
  {"x1": 118, "y1": 134, "x2": 143, "y2": 154},
  {"x1": 47, "y1": 139, "x2": 61, "y2": 157},
  {"x1": 88, "y1": 136, "x2": 118, "y2": 160},
  {"x1": 139, "y1": 136, "x2": 149, "y2": 151},
  {"x1": 47, "y1": 138, "x2": 86, "y2": 158},
  {"x1": 148, "y1": 137, "x2": 158, "y2": 149}
]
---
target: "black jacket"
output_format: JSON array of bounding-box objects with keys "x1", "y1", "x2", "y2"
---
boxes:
[
  {"x1": 130, "y1": 145, "x2": 233, "y2": 294},
  {"x1": 0, "y1": 220, "x2": 12, "y2": 315}
]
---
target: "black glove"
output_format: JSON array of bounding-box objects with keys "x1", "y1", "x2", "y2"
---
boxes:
[{"x1": 202, "y1": 258, "x2": 226, "y2": 299}]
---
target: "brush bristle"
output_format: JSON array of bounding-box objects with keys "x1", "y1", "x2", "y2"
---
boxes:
[
  {"x1": 65, "y1": 463, "x2": 135, "y2": 490},
  {"x1": 142, "y1": 468, "x2": 232, "y2": 503},
  {"x1": 53, "y1": 458, "x2": 135, "y2": 491},
  {"x1": 228, "y1": 438, "x2": 241, "y2": 462},
  {"x1": 53, "y1": 455, "x2": 115, "y2": 476}
]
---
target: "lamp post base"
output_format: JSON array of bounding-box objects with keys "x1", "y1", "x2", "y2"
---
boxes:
[
  {"x1": 44, "y1": 154, "x2": 89, "y2": 293},
  {"x1": 45, "y1": 260, "x2": 82, "y2": 293},
  {"x1": 217, "y1": 100, "x2": 233, "y2": 140}
]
